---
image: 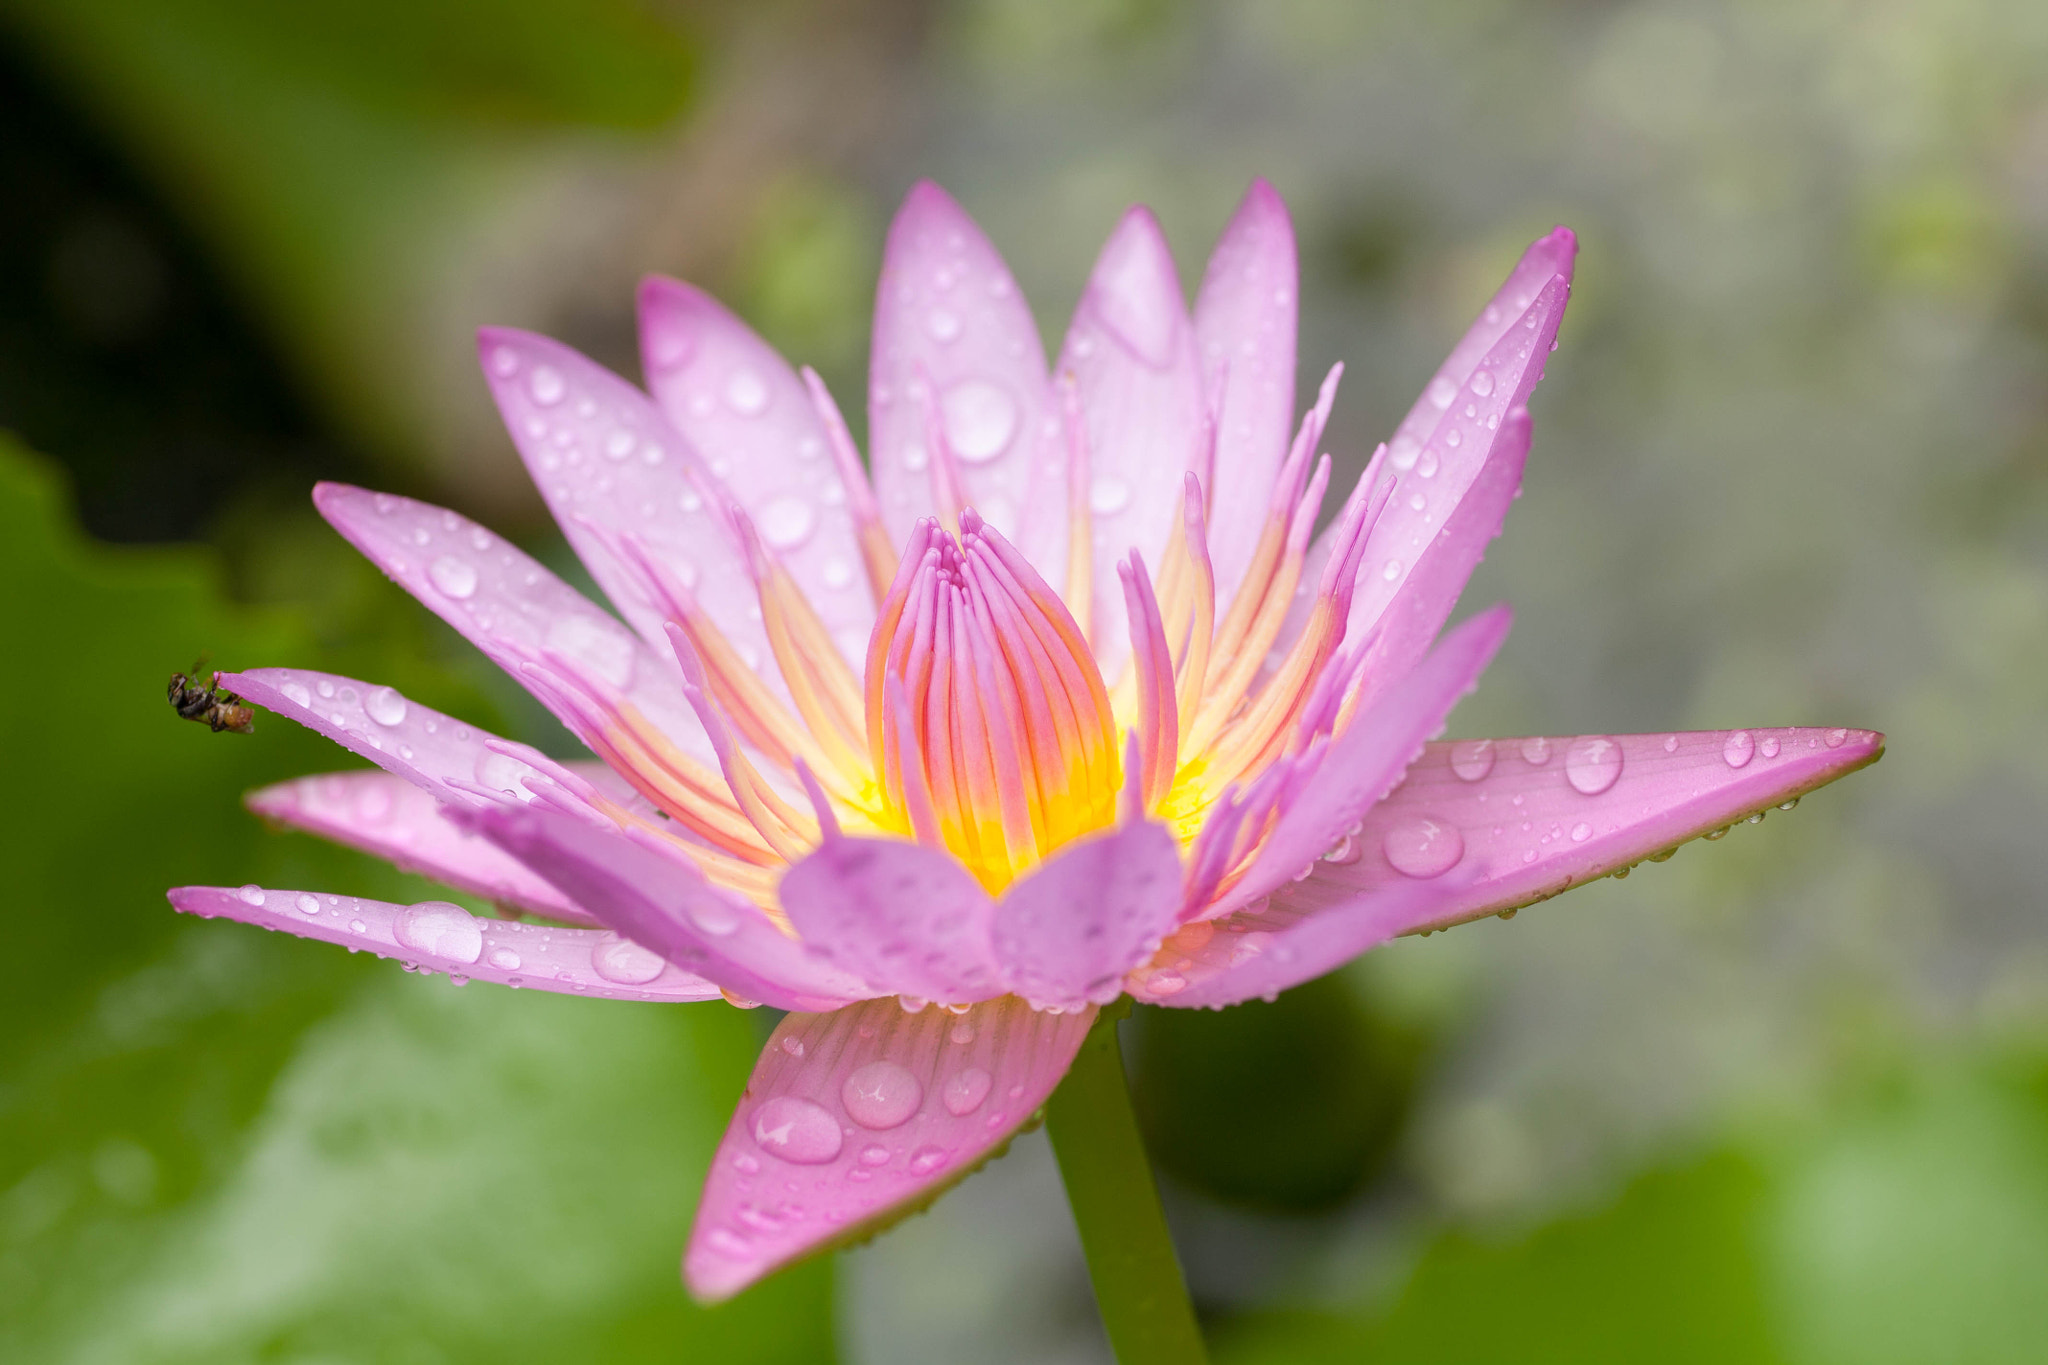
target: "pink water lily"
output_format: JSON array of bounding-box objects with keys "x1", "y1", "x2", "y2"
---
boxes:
[{"x1": 169, "y1": 179, "x2": 1881, "y2": 1304}]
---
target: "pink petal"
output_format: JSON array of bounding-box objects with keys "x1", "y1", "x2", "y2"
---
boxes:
[
  {"x1": 1214, "y1": 605, "x2": 1514, "y2": 916},
  {"x1": 868, "y1": 182, "x2": 1058, "y2": 566},
  {"x1": 684, "y1": 994, "x2": 1094, "y2": 1302},
  {"x1": 247, "y1": 770, "x2": 594, "y2": 925},
  {"x1": 989, "y1": 820, "x2": 1184, "y2": 1011},
  {"x1": 313, "y1": 483, "x2": 714, "y2": 765},
  {"x1": 469, "y1": 802, "x2": 872, "y2": 1013},
  {"x1": 1193, "y1": 178, "x2": 1298, "y2": 611},
  {"x1": 1389, "y1": 226, "x2": 1577, "y2": 460},
  {"x1": 1346, "y1": 275, "x2": 1570, "y2": 649},
  {"x1": 1057, "y1": 207, "x2": 1207, "y2": 673},
  {"x1": 1347, "y1": 406, "x2": 1531, "y2": 719},
  {"x1": 474, "y1": 329, "x2": 797, "y2": 684},
  {"x1": 169, "y1": 884, "x2": 721, "y2": 1001},
  {"x1": 779, "y1": 835, "x2": 1004, "y2": 1005},
  {"x1": 1265, "y1": 725, "x2": 1887, "y2": 933},
  {"x1": 636, "y1": 279, "x2": 874, "y2": 659}
]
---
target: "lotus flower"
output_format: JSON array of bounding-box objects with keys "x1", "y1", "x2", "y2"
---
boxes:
[{"x1": 169, "y1": 180, "x2": 1881, "y2": 1302}]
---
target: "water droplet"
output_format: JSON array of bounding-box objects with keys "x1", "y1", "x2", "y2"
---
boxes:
[
  {"x1": 1564, "y1": 736, "x2": 1624, "y2": 795},
  {"x1": 364, "y1": 686, "x2": 408, "y2": 727},
  {"x1": 1571, "y1": 821, "x2": 1592, "y2": 842},
  {"x1": 942, "y1": 380, "x2": 1018, "y2": 463},
  {"x1": 527, "y1": 366, "x2": 566, "y2": 406},
  {"x1": 949, "y1": 1021, "x2": 975, "y2": 1045},
  {"x1": 1520, "y1": 736, "x2": 1552, "y2": 766},
  {"x1": 750, "y1": 1097, "x2": 842, "y2": 1164},
  {"x1": 843, "y1": 1061, "x2": 922, "y2": 1129},
  {"x1": 1408, "y1": 492, "x2": 1427, "y2": 512},
  {"x1": 926, "y1": 308, "x2": 961, "y2": 342},
  {"x1": 725, "y1": 369, "x2": 769, "y2": 416},
  {"x1": 690, "y1": 897, "x2": 741, "y2": 936},
  {"x1": 822, "y1": 558, "x2": 854, "y2": 590},
  {"x1": 732, "y1": 1152, "x2": 761, "y2": 1174},
  {"x1": 907, "y1": 1145, "x2": 949, "y2": 1176},
  {"x1": 1470, "y1": 369, "x2": 1495, "y2": 397},
  {"x1": 1759, "y1": 736, "x2": 1780, "y2": 758},
  {"x1": 1427, "y1": 375, "x2": 1457, "y2": 409},
  {"x1": 1090, "y1": 477, "x2": 1131, "y2": 515},
  {"x1": 1664, "y1": 735, "x2": 1681, "y2": 753},
  {"x1": 393, "y1": 901, "x2": 484, "y2": 964},
  {"x1": 428, "y1": 556, "x2": 478, "y2": 600},
  {"x1": 349, "y1": 918, "x2": 367, "y2": 934},
  {"x1": 488, "y1": 947, "x2": 522, "y2": 971},
  {"x1": 780, "y1": 1036, "x2": 805, "y2": 1058},
  {"x1": 592, "y1": 933, "x2": 666, "y2": 984},
  {"x1": 474, "y1": 751, "x2": 535, "y2": 802},
  {"x1": 1723, "y1": 731, "x2": 1755, "y2": 768},
  {"x1": 1451, "y1": 738, "x2": 1496, "y2": 781},
  {"x1": 758, "y1": 497, "x2": 816, "y2": 550},
  {"x1": 489, "y1": 345, "x2": 520, "y2": 378},
  {"x1": 280, "y1": 681, "x2": 312, "y2": 707},
  {"x1": 316, "y1": 679, "x2": 336, "y2": 699},
  {"x1": 943, "y1": 1067, "x2": 992, "y2": 1116},
  {"x1": 295, "y1": 893, "x2": 321, "y2": 917},
  {"x1": 1322, "y1": 830, "x2": 1361, "y2": 865},
  {"x1": 1824, "y1": 728, "x2": 1848, "y2": 748},
  {"x1": 236, "y1": 884, "x2": 265, "y2": 906},
  {"x1": 604, "y1": 428, "x2": 635, "y2": 460},
  {"x1": 1382, "y1": 816, "x2": 1465, "y2": 878},
  {"x1": 859, "y1": 1144, "x2": 891, "y2": 1167}
]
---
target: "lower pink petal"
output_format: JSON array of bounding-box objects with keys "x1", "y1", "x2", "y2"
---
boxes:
[
  {"x1": 685, "y1": 994, "x2": 1094, "y2": 1302},
  {"x1": 470, "y1": 803, "x2": 872, "y2": 1013},
  {"x1": 779, "y1": 836, "x2": 1004, "y2": 1005},
  {"x1": 168, "y1": 884, "x2": 721, "y2": 1001},
  {"x1": 990, "y1": 821, "x2": 1185, "y2": 1010},
  {"x1": 1264, "y1": 726, "x2": 1886, "y2": 933},
  {"x1": 247, "y1": 771, "x2": 595, "y2": 925}
]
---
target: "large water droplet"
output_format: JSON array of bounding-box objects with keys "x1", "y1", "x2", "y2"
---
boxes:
[
  {"x1": 364, "y1": 686, "x2": 408, "y2": 727},
  {"x1": 843, "y1": 1061, "x2": 922, "y2": 1130},
  {"x1": 942, "y1": 1067, "x2": 993, "y2": 1116},
  {"x1": 1470, "y1": 369, "x2": 1496, "y2": 397},
  {"x1": 1450, "y1": 738, "x2": 1496, "y2": 781},
  {"x1": 1824, "y1": 728, "x2": 1848, "y2": 748},
  {"x1": 428, "y1": 556, "x2": 478, "y2": 600},
  {"x1": 1520, "y1": 735, "x2": 1553, "y2": 765},
  {"x1": 1759, "y1": 735, "x2": 1780, "y2": 758},
  {"x1": 489, "y1": 345, "x2": 520, "y2": 378},
  {"x1": 280, "y1": 681, "x2": 312, "y2": 708},
  {"x1": 393, "y1": 901, "x2": 484, "y2": 964},
  {"x1": 295, "y1": 893, "x2": 321, "y2": 917},
  {"x1": 604, "y1": 428, "x2": 636, "y2": 461},
  {"x1": 592, "y1": 933, "x2": 666, "y2": 984},
  {"x1": 1723, "y1": 730, "x2": 1755, "y2": 768},
  {"x1": 237, "y1": 884, "x2": 265, "y2": 906},
  {"x1": 750, "y1": 1097, "x2": 842, "y2": 1164},
  {"x1": 942, "y1": 380, "x2": 1019, "y2": 464},
  {"x1": 529, "y1": 366, "x2": 565, "y2": 405},
  {"x1": 488, "y1": 947, "x2": 522, "y2": 971},
  {"x1": 1090, "y1": 476, "x2": 1132, "y2": 515},
  {"x1": 1382, "y1": 816, "x2": 1465, "y2": 878},
  {"x1": 1564, "y1": 736, "x2": 1624, "y2": 795},
  {"x1": 758, "y1": 497, "x2": 817, "y2": 550},
  {"x1": 474, "y1": 751, "x2": 536, "y2": 802},
  {"x1": 724, "y1": 369, "x2": 769, "y2": 416},
  {"x1": 1426, "y1": 375, "x2": 1457, "y2": 409}
]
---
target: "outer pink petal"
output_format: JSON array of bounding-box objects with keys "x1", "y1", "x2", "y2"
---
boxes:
[
  {"x1": 247, "y1": 771, "x2": 594, "y2": 925},
  {"x1": 1345, "y1": 275, "x2": 1569, "y2": 650},
  {"x1": 313, "y1": 483, "x2": 714, "y2": 765},
  {"x1": 779, "y1": 835, "x2": 1004, "y2": 1005},
  {"x1": 989, "y1": 820, "x2": 1185, "y2": 1011},
  {"x1": 169, "y1": 884, "x2": 722, "y2": 1001},
  {"x1": 685, "y1": 994, "x2": 1094, "y2": 1302},
  {"x1": 868, "y1": 182, "x2": 1058, "y2": 564},
  {"x1": 1346, "y1": 406, "x2": 1530, "y2": 719},
  {"x1": 1213, "y1": 605, "x2": 1514, "y2": 916},
  {"x1": 1264, "y1": 726, "x2": 1887, "y2": 933},
  {"x1": 1058, "y1": 206, "x2": 1207, "y2": 673},
  {"x1": 476, "y1": 328, "x2": 796, "y2": 683},
  {"x1": 469, "y1": 803, "x2": 871, "y2": 1013},
  {"x1": 636, "y1": 279, "x2": 874, "y2": 660},
  {"x1": 1388, "y1": 226, "x2": 1577, "y2": 462},
  {"x1": 1193, "y1": 178, "x2": 1297, "y2": 611}
]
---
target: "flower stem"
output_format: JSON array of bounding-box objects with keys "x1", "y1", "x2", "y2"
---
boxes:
[{"x1": 1045, "y1": 1005, "x2": 1208, "y2": 1364}]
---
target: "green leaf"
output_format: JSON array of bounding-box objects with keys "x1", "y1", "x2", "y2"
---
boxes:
[{"x1": 0, "y1": 439, "x2": 835, "y2": 1361}]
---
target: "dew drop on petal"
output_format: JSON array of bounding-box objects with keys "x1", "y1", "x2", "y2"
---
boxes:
[
  {"x1": 1571, "y1": 821, "x2": 1592, "y2": 842},
  {"x1": 604, "y1": 428, "x2": 636, "y2": 461},
  {"x1": 1723, "y1": 730, "x2": 1755, "y2": 768},
  {"x1": 724, "y1": 369, "x2": 769, "y2": 416},
  {"x1": 758, "y1": 497, "x2": 817, "y2": 550},
  {"x1": 237, "y1": 884, "x2": 265, "y2": 906},
  {"x1": 907, "y1": 1145, "x2": 949, "y2": 1176},
  {"x1": 926, "y1": 308, "x2": 961, "y2": 342},
  {"x1": 859, "y1": 1144, "x2": 892, "y2": 1167},
  {"x1": 364, "y1": 686, "x2": 408, "y2": 727},
  {"x1": 488, "y1": 947, "x2": 522, "y2": 971},
  {"x1": 949, "y1": 1020, "x2": 975, "y2": 1046},
  {"x1": 942, "y1": 1067, "x2": 993, "y2": 1116},
  {"x1": 474, "y1": 751, "x2": 535, "y2": 802},
  {"x1": 750, "y1": 1097, "x2": 842, "y2": 1164},
  {"x1": 1664, "y1": 734, "x2": 1681, "y2": 753},
  {"x1": 489, "y1": 345, "x2": 519, "y2": 378},
  {"x1": 1824, "y1": 728, "x2": 1848, "y2": 748},
  {"x1": 428, "y1": 556, "x2": 478, "y2": 600},
  {"x1": 690, "y1": 897, "x2": 741, "y2": 937},
  {"x1": 1381, "y1": 558, "x2": 1403, "y2": 582},
  {"x1": 1382, "y1": 816, "x2": 1465, "y2": 878},
  {"x1": 1427, "y1": 375, "x2": 1457, "y2": 409},
  {"x1": 1759, "y1": 735, "x2": 1780, "y2": 758},
  {"x1": 942, "y1": 380, "x2": 1018, "y2": 464},
  {"x1": 280, "y1": 681, "x2": 312, "y2": 707},
  {"x1": 780, "y1": 1036, "x2": 805, "y2": 1058},
  {"x1": 842, "y1": 1061, "x2": 922, "y2": 1130},
  {"x1": 1564, "y1": 736, "x2": 1624, "y2": 795},
  {"x1": 1090, "y1": 476, "x2": 1132, "y2": 515},
  {"x1": 393, "y1": 901, "x2": 484, "y2": 965},
  {"x1": 1470, "y1": 369, "x2": 1495, "y2": 397},
  {"x1": 1450, "y1": 738, "x2": 1496, "y2": 781},
  {"x1": 1520, "y1": 735, "x2": 1553, "y2": 766},
  {"x1": 295, "y1": 893, "x2": 321, "y2": 917},
  {"x1": 529, "y1": 365, "x2": 564, "y2": 405},
  {"x1": 591, "y1": 933, "x2": 666, "y2": 984}
]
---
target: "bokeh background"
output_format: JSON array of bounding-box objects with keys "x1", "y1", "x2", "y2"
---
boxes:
[{"x1": 4, "y1": 1, "x2": 2046, "y2": 1361}]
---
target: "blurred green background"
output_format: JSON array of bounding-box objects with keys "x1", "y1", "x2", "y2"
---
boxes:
[{"x1": 2, "y1": 1, "x2": 2044, "y2": 1361}]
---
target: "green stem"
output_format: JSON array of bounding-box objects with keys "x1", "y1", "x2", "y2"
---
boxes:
[{"x1": 1045, "y1": 1005, "x2": 1208, "y2": 1365}]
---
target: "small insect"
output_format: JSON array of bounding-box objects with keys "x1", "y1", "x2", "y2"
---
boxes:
[{"x1": 167, "y1": 661, "x2": 255, "y2": 734}]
